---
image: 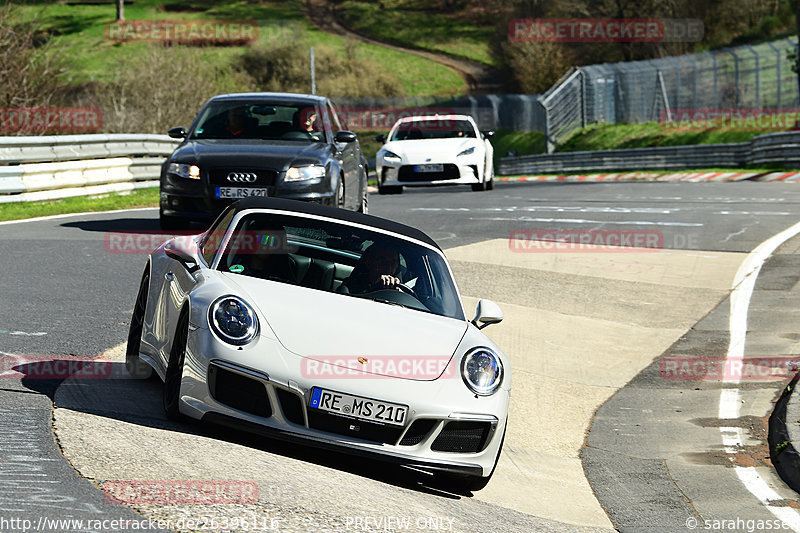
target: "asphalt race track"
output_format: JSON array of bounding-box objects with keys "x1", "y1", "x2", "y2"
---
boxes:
[{"x1": 2, "y1": 180, "x2": 800, "y2": 532}]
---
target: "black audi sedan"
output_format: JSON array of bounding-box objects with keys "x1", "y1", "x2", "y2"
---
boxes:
[{"x1": 159, "y1": 92, "x2": 369, "y2": 229}]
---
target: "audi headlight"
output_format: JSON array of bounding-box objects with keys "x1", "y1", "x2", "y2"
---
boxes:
[
  {"x1": 285, "y1": 165, "x2": 326, "y2": 182},
  {"x1": 209, "y1": 296, "x2": 258, "y2": 346},
  {"x1": 457, "y1": 147, "x2": 475, "y2": 157},
  {"x1": 461, "y1": 347, "x2": 503, "y2": 396},
  {"x1": 382, "y1": 150, "x2": 401, "y2": 161},
  {"x1": 168, "y1": 163, "x2": 200, "y2": 180}
]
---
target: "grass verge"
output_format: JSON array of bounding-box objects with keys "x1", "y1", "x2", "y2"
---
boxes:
[{"x1": 0, "y1": 188, "x2": 158, "y2": 222}]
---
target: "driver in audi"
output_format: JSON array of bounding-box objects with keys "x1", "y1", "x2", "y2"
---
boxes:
[{"x1": 339, "y1": 243, "x2": 402, "y2": 294}]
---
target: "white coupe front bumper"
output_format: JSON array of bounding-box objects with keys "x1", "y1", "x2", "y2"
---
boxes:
[{"x1": 177, "y1": 328, "x2": 509, "y2": 477}]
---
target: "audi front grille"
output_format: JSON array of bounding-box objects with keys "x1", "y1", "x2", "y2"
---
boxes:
[{"x1": 209, "y1": 168, "x2": 278, "y2": 187}]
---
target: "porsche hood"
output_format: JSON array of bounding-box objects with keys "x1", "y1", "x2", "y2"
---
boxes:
[{"x1": 221, "y1": 274, "x2": 468, "y2": 381}]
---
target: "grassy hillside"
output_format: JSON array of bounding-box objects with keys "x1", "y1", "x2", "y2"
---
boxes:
[
  {"x1": 337, "y1": 0, "x2": 500, "y2": 67},
  {"x1": 14, "y1": 0, "x2": 465, "y2": 96}
]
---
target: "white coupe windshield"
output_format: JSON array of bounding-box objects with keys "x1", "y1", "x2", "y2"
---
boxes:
[
  {"x1": 389, "y1": 119, "x2": 476, "y2": 141},
  {"x1": 217, "y1": 212, "x2": 465, "y2": 321}
]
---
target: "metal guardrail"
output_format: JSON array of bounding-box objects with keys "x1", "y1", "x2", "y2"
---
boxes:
[
  {"x1": 498, "y1": 131, "x2": 800, "y2": 175},
  {"x1": 0, "y1": 134, "x2": 179, "y2": 203}
]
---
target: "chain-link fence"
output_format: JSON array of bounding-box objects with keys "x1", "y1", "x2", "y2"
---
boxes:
[
  {"x1": 544, "y1": 37, "x2": 800, "y2": 151},
  {"x1": 334, "y1": 94, "x2": 545, "y2": 133}
]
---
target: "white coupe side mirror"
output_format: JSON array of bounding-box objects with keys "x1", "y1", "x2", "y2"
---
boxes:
[{"x1": 472, "y1": 299, "x2": 503, "y2": 329}]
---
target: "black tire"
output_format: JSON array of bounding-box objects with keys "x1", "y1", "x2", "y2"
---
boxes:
[
  {"x1": 471, "y1": 183, "x2": 486, "y2": 192},
  {"x1": 486, "y1": 165, "x2": 495, "y2": 191},
  {"x1": 335, "y1": 176, "x2": 345, "y2": 208},
  {"x1": 125, "y1": 269, "x2": 153, "y2": 380},
  {"x1": 358, "y1": 187, "x2": 369, "y2": 214},
  {"x1": 163, "y1": 310, "x2": 189, "y2": 421}
]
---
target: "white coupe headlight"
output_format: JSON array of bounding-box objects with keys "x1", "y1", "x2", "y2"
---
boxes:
[
  {"x1": 285, "y1": 165, "x2": 326, "y2": 182},
  {"x1": 382, "y1": 150, "x2": 401, "y2": 161},
  {"x1": 168, "y1": 163, "x2": 200, "y2": 179},
  {"x1": 457, "y1": 147, "x2": 475, "y2": 157},
  {"x1": 209, "y1": 296, "x2": 258, "y2": 346},
  {"x1": 461, "y1": 347, "x2": 503, "y2": 396}
]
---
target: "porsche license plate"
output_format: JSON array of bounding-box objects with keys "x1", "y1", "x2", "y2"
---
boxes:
[
  {"x1": 215, "y1": 187, "x2": 269, "y2": 199},
  {"x1": 414, "y1": 164, "x2": 443, "y2": 173},
  {"x1": 309, "y1": 387, "x2": 408, "y2": 426}
]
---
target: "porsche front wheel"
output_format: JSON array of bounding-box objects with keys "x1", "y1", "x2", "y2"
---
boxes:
[
  {"x1": 163, "y1": 311, "x2": 189, "y2": 420},
  {"x1": 125, "y1": 269, "x2": 153, "y2": 380}
]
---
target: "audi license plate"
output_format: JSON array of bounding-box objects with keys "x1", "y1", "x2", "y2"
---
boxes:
[
  {"x1": 309, "y1": 387, "x2": 408, "y2": 426},
  {"x1": 215, "y1": 187, "x2": 269, "y2": 199},
  {"x1": 414, "y1": 164, "x2": 443, "y2": 173}
]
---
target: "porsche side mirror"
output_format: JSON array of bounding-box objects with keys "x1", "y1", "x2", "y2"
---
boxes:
[
  {"x1": 165, "y1": 247, "x2": 199, "y2": 273},
  {"x1": 335, "y1": 131, "x2": 358, "y2": 144},
  {"x1": 472, "y1": 299, "x2": 503, "y2": 329},
  {"x1": 481, "y1": 130, "x2": 495, "y2": 140},
  {"x1": 168, "y1": 127, "x2": 186, "y2": 139},
  {"x1": 375, "y1": 133, "x2": 386, "y2": 143}
]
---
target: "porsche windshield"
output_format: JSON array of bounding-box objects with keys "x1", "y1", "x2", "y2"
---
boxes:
[
  {"x1": 389, "y1": 119, "x2": 476, "y2": 141},
  {"x1": 190, "y1": 101, "x2": 328, "y2": 141},
  {"x1": 217, "y1": 212, "x2": 465, "y2": 321}
]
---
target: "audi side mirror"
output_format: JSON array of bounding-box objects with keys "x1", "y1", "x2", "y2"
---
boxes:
[
  {"x1": 335, "y1": 131, "x2": 358, "y2": 144},
  {"x1": 168, "y1": 127, "x2": 186, "y2": 139}
]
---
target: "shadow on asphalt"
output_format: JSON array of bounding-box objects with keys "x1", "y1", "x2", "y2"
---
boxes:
[
  {"x1": 60, "y1": 218, "x2": 170, "y2": 233},
  {"x1": 42, "y1": 361, "x2": 473, "y2": 499}
]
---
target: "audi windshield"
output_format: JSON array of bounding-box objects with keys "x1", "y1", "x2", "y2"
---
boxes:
[{"x1": 190, "y1": 101, "x2": 329, "y2": 142}]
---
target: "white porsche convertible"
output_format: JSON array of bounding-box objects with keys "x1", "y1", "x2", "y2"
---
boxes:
[
  {"x1": 375, "y1": 114, "x2": 495, "y2": 194},
  {"x1": 126, "y1": 197, "x2": 509, "y2": 490}
]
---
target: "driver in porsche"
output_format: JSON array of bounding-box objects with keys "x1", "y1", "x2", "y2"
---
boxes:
[{"x1": 340, "y1": 243, "x2": 401, "y2": 294}]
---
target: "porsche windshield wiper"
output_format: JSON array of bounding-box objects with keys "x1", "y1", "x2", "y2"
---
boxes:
[{"x1": 371, "y1": 298, "x2": 411, "y2": 309}]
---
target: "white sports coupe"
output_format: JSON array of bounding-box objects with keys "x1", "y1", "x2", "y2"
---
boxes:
[
  {"x1": 375, "y1": 114, "x2": 495, "y2": 194},
  {"x1": 126, "y1": 197, "x2": 509, "y2": 490}
]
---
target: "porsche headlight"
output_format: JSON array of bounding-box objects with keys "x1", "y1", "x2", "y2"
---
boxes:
[
  {"x1": 285, "y1": 165, "x2": 326, "y2": 182},
  {"x1": 209, "y1": 296, "x2": 258, "y2": 346},
  {"x1": 457, "y1": 147, "x2": 475, "y2": 157},
  {"x1": 168, "y1": 163, "x2": 200, "y2": 180},
  {"x1": 461, "y1": 347, "x2": 503, "y2": 396},
  {"x1": 382, "y1": 150, "x2": 401, "y2": 161}
]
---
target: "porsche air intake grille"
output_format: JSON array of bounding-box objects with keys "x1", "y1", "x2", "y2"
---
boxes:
[
  {"x1": 397, "y1": 164, "x2": 459, "y2": 182},
  {"x1": 430, "y1": 421, "x2": 492, "y2": 453},
  {"x1": 276, "y1": 388, "x2": 305, "y2": 426},
  {"x1": 399, "y1": 419, "x2": 437, "y2": 446},
  {"x1": 208, "y1": 365, "x2": 272, "y2": 418},
  {"x1": 307, "y1": 410, "x2": 404, "y2": 444}
]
